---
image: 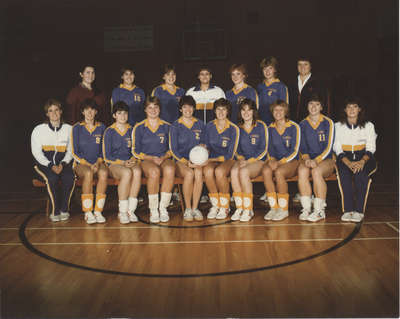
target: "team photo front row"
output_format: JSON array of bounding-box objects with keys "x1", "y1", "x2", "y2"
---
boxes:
[{"x1": 31, "y1": 94, "x2": 377, "y2": 225}]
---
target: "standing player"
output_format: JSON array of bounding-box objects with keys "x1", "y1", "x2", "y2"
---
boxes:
[
  {"x1": 203, "y1": 98, "x2": 240, "y2": 220},
  {"x1": 151, "y1": 64, "x2": 185, "y2": 124},
  {"x1": 111, "y1": 66, "x2": 146, "y2": 127},
  {"x1": 297, "y1": 95, "x2": 335, "y2": 222},
  {"x1": 71, "y1": 98, "x2": 108, "y2": 224},
  {"x1": 66, "y1": 64, "x2": 107, "y2": 124},
  {"x1": 132, "y1": 96, "x2": 176, "y2": 223},
  {"x1": 103, "y1": 101, "x2": 142, "y2": 224},
  {"x1": 333, "y1": 98, "x2": 377, "y2": 222},
  {"x1": 257, "y1": 56, "x2": 289, "y2": 126},
  {"x1": 31, "y1": 99, "x2": 75, "y2": 222},
  {"x1": 230, "y1": 99, "x2": 268, "y2": 222},
  {"x1": 288, "y1": 57, "x2": 330, "y2": 123},
  {"x1": 225, "y1": 64, "x2": 258, "y2": 124},
  {"x1": 186, "y1": 66, "x2": 226, "y2": 123},
  {"x1": 262, "y1": 100, "x2": 300, "y2": 221},
  {"x1": 169, "y1": 95, "x2": 206, "y2": 221}
]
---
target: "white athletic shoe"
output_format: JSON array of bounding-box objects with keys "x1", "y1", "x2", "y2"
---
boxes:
[
  {"x1": 49, "y1": 214, "x2": 61, "y2": 222},
  {"x1": 127, "y1": 211, "x2": 138, "y2": 223},
  {"x1": 307, "y1": 210, "x2": 326, "y2": 222},
  {"x1": 216, "y1": 208, "x2": 228, "y2": 220},
  {"x1": 272, "y1": 209, "x2": 289, "y2": 221},
  {"x1": 183, "y1": 208, "x2": 193, "y2": 221},
  {"x1": 240, "y1": 210, "x2": 254, "y2": 222},
  {"x1": 207, "y1": 206, "x2": 219, "y2": 219},
  {"x1": 94, "y1": 211, "x2": 106, "y2": 223},
  {"x1": 150, "y1": 209, "x2": 160, "y2": 223},
  {"x1": 260, "y1": 193, "x2": 267, "y2": 201},
  {"x1": 299, "y1": 209, "x2": 311, "y2": 221},
  {"x1": 264, "y1": 208, "x2": 277, "y2": 220},
  {"x1": 231, "y1": 209, "x2": 242, "y2": 221},
  {"x1": 118, "y1": 212, "x2": 130, "y2": 224},
  {"x1": 159, "y1": 207, "x2": 170, "y2": 223},
  {"x1": 350, "y1": 212, "x2": 364, "y2": 223},
  {"x1": 341, "y1": 212, "x2": 353, "y2": 222},
  {"x1": 85, "y1": 212, "x2": 97, "y2": 224},
  {"x1": 60, "y1": 212, "x2": 70, "y2": 221},
  {"x1": 192, "y1": 208, "x2": 203, "y2": 221}
]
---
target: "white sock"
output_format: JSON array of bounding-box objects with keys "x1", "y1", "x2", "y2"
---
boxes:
[
  {"x1": 128, "y1": 197, "x2": 138, "y2": 214},
  {"x1": 300, "y1": 195, "x2": 312, "y2": 212},
  {"x1": 159, "y1": 192, "x2": 172, "y2": 209},
  {"x1": 148, "y1": 194, "x2": 159, "y2": 210},
  {"x1": 314, "y1": 198, "x2": 326, "y2": 211},
  {"x1": 118, "y1": 199, "x2": 128, "y2": 214}
]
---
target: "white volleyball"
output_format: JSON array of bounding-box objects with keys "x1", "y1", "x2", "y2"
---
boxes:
[{"x1": 189, "y1": 145, "x2": 209, "y2": 165}]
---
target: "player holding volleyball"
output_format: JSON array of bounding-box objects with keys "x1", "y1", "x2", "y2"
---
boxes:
[
  {"x1": 169, "y1": 95, "x2": 206, "y2": 221},
  {"x1": 132, "y1": 96, "x2": 176, "y2": 223},
  {"x1": 262, "y1": 100, "x2": 300, "y2": 221},
  {"x1": 203, "y1": 98, "x2": 240, "y2": 220},
  {"x1": 71, "y1": 98, "x2": 108, "y2": 224},
  {"x1": 297, "y1": 95, "x2": 335, "y2": 222},
  {"x1": 103, "y1": 101, "x2": 142, "y2": 224},
  {"x1": 230, "y1": 98, "x2": 268, "y2": 222}
]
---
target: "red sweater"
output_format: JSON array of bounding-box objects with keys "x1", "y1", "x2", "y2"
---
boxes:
[{"x1": 65, "y1": 84, "x2": 107, "y2": 125}]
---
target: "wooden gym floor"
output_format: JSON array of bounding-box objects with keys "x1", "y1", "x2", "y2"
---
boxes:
[{"x1": 0, "y1": 185, "x2": 398, "y2": 318}]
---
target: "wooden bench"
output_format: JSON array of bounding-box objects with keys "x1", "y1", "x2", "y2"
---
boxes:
[{"x1": 33, "y1": 172, "x2": 337, "y2": 215}]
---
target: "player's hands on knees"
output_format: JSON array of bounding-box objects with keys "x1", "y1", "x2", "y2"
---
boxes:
[
  {"x1": 152, "y1": 157, "x2": 163, "y2": 166},
  {"x1": 268, "y1": 159, "x2": 278, "y2": 171},
  {"x1": 124, "y1": 159, "x2": 136, "y2": 168},
  {"x1": 239, "y1": 159, "x2": 247, "y2": 168}
]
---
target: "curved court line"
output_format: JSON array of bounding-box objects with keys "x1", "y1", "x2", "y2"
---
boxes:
[
  {"x1": 19, "y1": 212, "x2": 361, "y2": 278},
  {"x1": 137, "y1": 215, "x2": 234, "y2": 228}
]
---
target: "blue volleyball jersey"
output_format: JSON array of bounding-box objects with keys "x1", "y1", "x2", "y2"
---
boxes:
[
  {"x1": 225, "y1": 84, "x2": 259, "y2": 124},
  {"x1": 236, "y1": 120, "x2": 269, "y2": 162},
  {"x1": 169, "y1": 117, "x2": 206, "y2": 164},
  {"x1": 71, "y1": 122, "x2": 106, "y2": 165},
  {"x1": 132, "y1": 119, "x2": 170, "y2": 159},
  {"x1": 268, "y1": 120, "x2": 300, "y2": 163},
  {"x1": 257, "y1": 79, "x2": 289, "y2": 126},
  {"x1": 151, "y1": 84, "x2": 185, "y2": 124},
  {"x1": 111, "y1": 85, "x2": 146, "y2": 127},
  {"x1": 205, "y1": 120, "x2": 240, "y2": 162},
  {"x1": 299, "y1": 115, "x2": 334, "y2": 163},
  {"x1": 102, "y1": 123, "x2": 134, "y2": 165}
]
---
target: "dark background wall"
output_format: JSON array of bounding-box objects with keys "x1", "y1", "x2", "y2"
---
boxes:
[{"x1": 0, "y1": 0, "x2": 397, "y2": 191}]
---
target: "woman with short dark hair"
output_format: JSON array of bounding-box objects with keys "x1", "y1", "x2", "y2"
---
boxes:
[{"x1": 333, "y1": 98, "x2": 377, "y2": 223}]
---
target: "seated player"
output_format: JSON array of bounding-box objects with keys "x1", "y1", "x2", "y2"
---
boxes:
[
  {"x1": 333, "y1": 98, "x2": 377, "y2": 223},
  {"x1": 71, "y1": 98, "x2": 108, "y2": 224},
  {"x1": 262, "y1": 100, "x2": 300, "y2": 221},
  {"x1": 297, "y1": 95, "x2": 335, "y2": 222},
  {"x1": 103, "y1": 101, "x2": 142, "y2": 224},
  {"x1": 230, "y1": 98, "x2": 268, "y2": 222},
  {"x1": 31, "y1": 99, "x2": 74, "y2": 222},
  {"x1": 132, "y1": 96, "x2": 176, "y2": 223},
  {"x1": 203, "y1": 98, "x2": 240, "y2": 220},
  {"x1": 170, "y1": 95, "x2": 206, "y2": 221}
]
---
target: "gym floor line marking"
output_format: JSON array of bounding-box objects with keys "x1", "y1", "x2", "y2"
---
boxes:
[
  {"x1": 3, "y1": 236, "x2": 398, "y2": 246},
  {"x1": 1, "y1": 220, "x2": 398, "y2": 231},
  {"x1": 386, "y1": 222, "x2": 399, "y2": 233},
  {"x1": 18, "y1": 212, "x2": 362, "y2": 278}
]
